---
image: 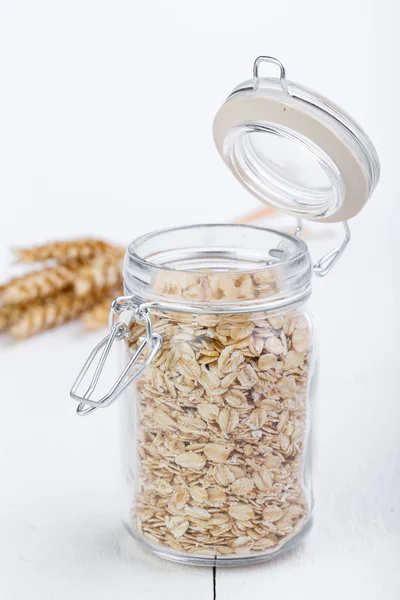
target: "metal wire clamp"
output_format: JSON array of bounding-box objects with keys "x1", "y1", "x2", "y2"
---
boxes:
[
  {"x1": 70, "y1": 305, "x2": 162, "y2": 417},
  {"x1": 294, "y1": 219, "x2": 351, "y2": 277}
]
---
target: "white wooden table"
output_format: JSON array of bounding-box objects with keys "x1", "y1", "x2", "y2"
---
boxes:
[
  {"x1": 1, "y1": 213, "x2": 399, "y2": 600},
  {"x1": 0, "y1": 0, "x2": 398, "y2": 597}
]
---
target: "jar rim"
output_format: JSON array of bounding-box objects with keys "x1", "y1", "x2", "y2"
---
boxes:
[
  {"x1": 123, "y1": 223, "x2": 312, "y2": 313},
  {"x1": 127, "y1": 223, "x2": 309, "y2": 274}
]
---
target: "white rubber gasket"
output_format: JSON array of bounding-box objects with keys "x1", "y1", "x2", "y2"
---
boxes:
[{"x1": 213, "y1": 93, "x2": 369, "y2": 223}]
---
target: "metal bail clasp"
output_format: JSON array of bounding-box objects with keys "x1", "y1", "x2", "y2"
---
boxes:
[
  {"x1": 295, "y1": 220, "x2": 351, "y2": 277},
  {"x1": 70, "y1": 303, "x2": 162, "y2": 417}
]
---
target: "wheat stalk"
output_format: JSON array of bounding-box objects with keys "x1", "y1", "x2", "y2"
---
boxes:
[
  {"x1": 15, "y1": 238, "x2": 123, "y2": 264},
  {"x1": 1, "y1": 263, "x2": 82, "y2": 305},
  {"x1": 0, "y1": 237, "x2": 126, "y2": 339},
  {"x1": 8, "y1": 290, "x2": 105, "y2": 340}
]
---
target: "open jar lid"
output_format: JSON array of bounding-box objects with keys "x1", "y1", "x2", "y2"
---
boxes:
[{"x1": 213, "y1": 56, "x2": 380, "y2": 223}]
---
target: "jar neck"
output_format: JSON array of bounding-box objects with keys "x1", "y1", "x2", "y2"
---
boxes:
[{"x1": 123, "y1": 224, "x2": 312, "y2": 313}]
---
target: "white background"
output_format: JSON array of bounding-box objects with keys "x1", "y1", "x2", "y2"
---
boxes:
[{"x1": 0, "y1": 1, "x2": 399, "y2": 599}]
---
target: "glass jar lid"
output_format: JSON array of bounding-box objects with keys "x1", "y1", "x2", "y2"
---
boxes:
[{"x1": 213, "y1": 56, "x2": 380, "y2": 223}]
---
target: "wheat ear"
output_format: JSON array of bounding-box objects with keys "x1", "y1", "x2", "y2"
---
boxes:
[
  {"x1": 15, "y1": 238, "x2": 123, "y2": 264},
  {"x1": 1, "y1": 263, "x2": 82, "y2": 305},
  {"x1": 8, "y1": 290, "x2": 102, "y2": 340}
]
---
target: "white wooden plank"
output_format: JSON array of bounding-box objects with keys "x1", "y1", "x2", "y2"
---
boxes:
[{"x1": 0, "y1": 330, "x2": 212, "y2": 600}]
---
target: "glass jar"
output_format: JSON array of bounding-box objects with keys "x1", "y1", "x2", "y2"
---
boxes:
[
  {"x1": 70, "y1": 56, "x2": 380, "y2": 567},
  {"x1": 120, "y1": 224, "x2": 315, "y2": 565}
]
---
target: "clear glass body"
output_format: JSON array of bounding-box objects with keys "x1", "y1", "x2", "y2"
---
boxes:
[{"x1": 119, "y1": 224, "x2": 316, "y2": 566}]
